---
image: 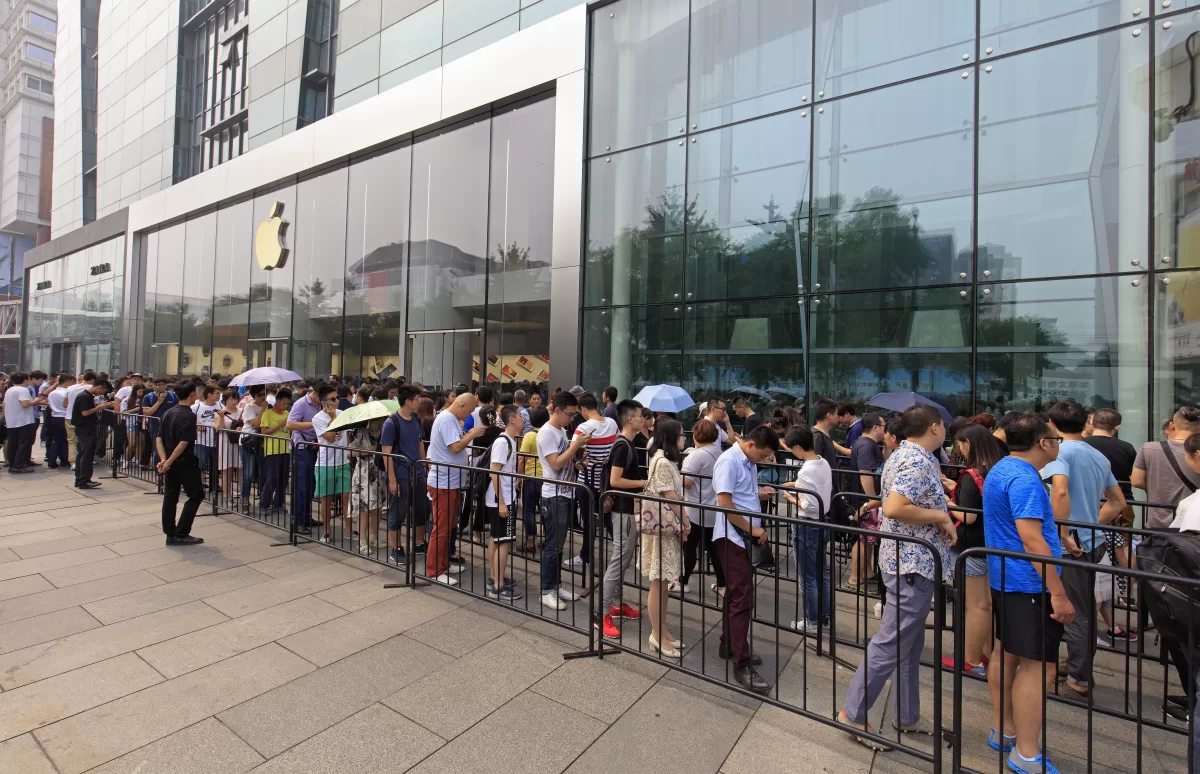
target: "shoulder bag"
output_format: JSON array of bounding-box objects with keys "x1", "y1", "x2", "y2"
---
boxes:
[
  {"x1": 638, "y1": 455, "x2": 681, "y2": 535},
  {"x1": 1161, "y1": 440, "x2": 1197, "y2": 494}
]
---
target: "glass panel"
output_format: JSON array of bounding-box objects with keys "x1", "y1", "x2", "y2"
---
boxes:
[
  {"x1": 589, "y1": 0, "x2": 689, "y2": 155},
  {"x1": 443, "y1": 13, "x2": 519, "y2": 64},
  {"x1": 520, "y1": 0, "x2": 580, "y2": 28},
  {"x1": 346, "y1": 145, "x2": 412, "y2": 382},
  {"x1": 214, "y1": 200, "x2": 252, "y2": 378},
  {"x1": 686, "y1": 110, "x2": 810, "y2": 300},
  {"x1": 443, "y1": 0, "x2": 517, "y2": 43},
  {"x1": 380, "y1": 1, "x2": 443, "y2": 74},
  {"x1": 61, "y1": 284, "x2": 87, "y2": 340},
  {"x1": 809, "y1": 286, "x2": 972, "y2": 416},
  {"x1": 1156, "y1": 271, "x2": 1200, "y2": 427},
  {"x1": 141, "y1": 232, "x2": 158, "y2": 373},
  {"x1": 979, "y1": 27, "x2": 1149, "y2": 281},
  {"x1": 980, "y1": 0, "x2": 1138, "y2": 56},
  {"x1": 977, "y1": 276, "x2": 1149, "y2": 446},
  {"x1": 486, "y1": 98, "x2": 555, "y2": 387},
  {"x1": 292, "y1": 166, "x2": 348, "y2": 380},
  {"x1": 689, "y1": 0, "x2": 813, "y2": 131},
  {"x1": 1156, "y1": 12, "x2": 1200, "y2": 275},
  {"x1": 182, "y1": 212, "x2": 216, "y2": 375},
  {"x1": 585, "y1": 139, "x2": 686, "y2": 306},
  {"x1": 249, "y1": 184, "x2": 297, "y2": 346},
  {"x1": 815, "y1": 71, "x2": 973, "y2": 292},
  {"x1": 408, "y1": 118, "x2": 491, "y2": 332},
  {"x1": 153, "y1": 223, "x2": 185, "y2": 358},
  {"x1": 814, "y1": 0, "x2": 975, "y2": 98},
  {"x1": 684, "y1": 297, "x2": 806, "y2": 407},
  {"x1": 582, "y1": 306, "x2": 682, "y2": 399}
]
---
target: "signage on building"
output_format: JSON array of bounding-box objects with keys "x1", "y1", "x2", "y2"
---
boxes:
[
  {"x1": 255, "y1": 201, "x2": 289, "y2": 270},
  {"x1": 90, "y1": 263, "x2": 111, "y2": 276},
  {"x1": 35, "y1": 280, "x2": 51, "y2": 290}
]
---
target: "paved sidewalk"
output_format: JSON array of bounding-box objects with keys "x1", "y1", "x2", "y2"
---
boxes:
[{"x1": 0, "y1": 456, "x2": 1188, "y2": 773}]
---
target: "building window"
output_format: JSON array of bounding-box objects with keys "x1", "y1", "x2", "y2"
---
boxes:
[
  {"x1": 24, "y1": 74, "x2": 52, "y2": 94},
  {"x1": 26, "y1": 43, "x2": 54, "y2": 66},
  {"x1": 298, "y1": 0, "x2": 337, "y2": 127},
  {"x1": 28, "y1": 11, "x2": 56, "y2": 34},
  {"x1": 177, "y1": 0, "x2": 250, "y2": 180}
]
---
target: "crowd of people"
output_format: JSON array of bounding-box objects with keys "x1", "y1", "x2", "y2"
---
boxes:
[{"x1": 2, "y1": 368, "x2": 1197, "y2": 772}]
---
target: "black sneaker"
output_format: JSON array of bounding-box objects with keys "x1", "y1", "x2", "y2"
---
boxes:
[
  {"x1": 391, "y1": 548, "x2": 407, "y2": 565},
  {"x1": 414, "y1": 544, "x2": 427, "y2": 555},
  {"x1": 166, "y1": 535, "x2": 205, "y2": 546},
  {"x1": 449, "y1": 555, "x2": 466, "y2": 567}
]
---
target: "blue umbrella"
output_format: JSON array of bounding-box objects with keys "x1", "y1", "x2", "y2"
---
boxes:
[
  {"x1": 228, "y1": 366, "x2": 304, "y2": 387},
  {"x1": 631, "y1": 384, "x2": 696, "y2": 413},
  {"x1": 866, "y1": 391, "x2": 954, "y2": 425}
]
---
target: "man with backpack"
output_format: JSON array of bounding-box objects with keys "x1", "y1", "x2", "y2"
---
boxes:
[{"x1": 485, "y1": 404, "x2": 524, "y2": 600}]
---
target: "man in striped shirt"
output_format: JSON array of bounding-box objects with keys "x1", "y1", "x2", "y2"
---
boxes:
[{"x1": 563, "y1": 392, "x2": 620, "y2": 571}]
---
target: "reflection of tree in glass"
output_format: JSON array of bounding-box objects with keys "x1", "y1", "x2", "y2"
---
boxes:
[{"x1": 494, "y1": 242, "x2": 531, "y2": 270}]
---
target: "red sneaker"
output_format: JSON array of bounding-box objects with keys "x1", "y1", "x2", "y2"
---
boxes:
[
  {"x1": 611, "y1": 603, "x2": 641, "y2": 620},
  {"x1": 980, "y1": 653, "x2": 990, "y2": 668},
  {"x1": 598, "y1": 615, "x2": 620, "y2": 639}
]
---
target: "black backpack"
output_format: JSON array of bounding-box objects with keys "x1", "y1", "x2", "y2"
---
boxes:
[
  {"x1": 469, "y1": 435, "x2": 514, "y2": 501},
  {"x1": 1136, "y1": 530, "x2": 1200, "y2": 641}
]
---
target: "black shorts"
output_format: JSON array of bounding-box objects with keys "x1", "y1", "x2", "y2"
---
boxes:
[
  {"x1": 386, "y1": 475, "x2": 429, "y2": 531},
  {"x1": 487, "y1": 505, "x2": 516, "y2": 544},
  {"x1": 992, "y1": 589, "x2": 1064, "y2": 663}
]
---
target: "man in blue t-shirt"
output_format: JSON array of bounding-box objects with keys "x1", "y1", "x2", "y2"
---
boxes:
[
  {"x1": 982, "y1": 413, "x2": 1075, "y2": 774},
  {"x1": 381, "y1": 385, "x2": 427, "y2": 566},
  {"x1": 1040, "y1": 400, "x2": 1125, "y2": 699},
  {"x1": 142, "y1": 378, "x2": 178, "y2": 466}
]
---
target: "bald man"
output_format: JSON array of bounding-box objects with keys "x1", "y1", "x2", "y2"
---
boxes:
[{"x1": 425, "y1": 394, "x2": 486, "y2": 585}]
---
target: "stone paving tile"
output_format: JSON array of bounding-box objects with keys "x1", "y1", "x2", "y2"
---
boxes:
[
  {"x1": 720, "y1": 702, "x2": 880, "y2": 774},
  {"x1": 0, "y1": 569, "x2": 163, "y2": 625},
  {"x1": 137, "y1": 596, "x2": 346, "y2": 678},
  {"x1": 385, "y1": 626, "x2": 567, "y2": 741},
  {"x1": 37, "y1": 546, "x2": 200, "y2": 588},
  {"x1": 0, "y1": 547, "x2": 17, "y2": 563},
  {"x1": 246, "y1": 548, "x2": 337, "y2": 578},
  {"x1": 277, "y1": 588, "x2": 460, "y2": 667},
  {"x1": 0, "y1": 606, "x2": 101, "y2": 655},
  {"x1": 11, "y1": 524, "x2": 164, "y2": 559},
  {"x1": 202, "y1": 561, "x2": 368, "y2": 618},
  {"x1": 249, "y1": 703, "x2": 444, "y2": 774},
  {"x1": 0, "y1": 652, "x2": 163, "y2": 741},
  {"x1": 83, "y1": 565, "x2": 271, "y2": 624},
  {"x1": 408, "y1": 690, "x2": 606, "y2": 774},
  {"x1": 104, "y1": 521, "x2": 254, "y2": 556},
  {"x1": 34, "y1": 643, "x2": 315, "y2": 774},
  {"x1": 403, "y1": 604, "x2": 515, "y2": 657},
  {"x1": 0, "y1": 511, "x2": 57, "y2": 526},
  {"x1": 0, "y1": 600, "x2": 228, "y2": 689},
  {"x1": 312, "y1": 569, "x2": 409, "y2": 611},
  {"x1": 218, "y1": 633, "x2": 454, "y2": 759},
  {"x1": 530, "y1": 646, "x2": 668, "y2": 724},
  {"x1": 146, "y1": 540, "x2": 304, "y2": 583},
  {"x1": 83, "y1": 717, "x2": 265, "y2": 774},
  {"x1": 0, "y1": 545, "x2": 120, "y2": 582},
  {"x1": 0, "y1": 733, "x2": 57, "y2": 773},
  {"x1": 0, "y1": 526, "x2": 83, "y2": 549}
]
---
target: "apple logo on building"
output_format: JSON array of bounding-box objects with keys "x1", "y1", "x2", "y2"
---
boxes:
[{"x1": 255, "y1": 201, "x2": 290, "y2": 270}]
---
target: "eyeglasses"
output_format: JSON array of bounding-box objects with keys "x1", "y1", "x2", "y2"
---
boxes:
[{"x1": 1041, "y1": 436, "x2": 1064, "y2": 443}]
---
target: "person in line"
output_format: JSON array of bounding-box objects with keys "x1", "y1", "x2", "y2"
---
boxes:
[
  {"x1": 781, "y1": 425, "x2": 833, "y2": 635},
  {"x1": 840, "y1": 406, "x2": 956, "y2": 748},
  {"x1": 238, "y1": 386, "x2": 268, "y2": 505},
  {"x1": 123, "y1": 383, "x2": 148, "y2": 468},
  {"x1": 213, "y1": 391, "x2": 242, "y2": 502},
  {"x1": 463, "y1": 386, "x2": 495, "y2": 431},
  {"x1": 258, "y1": 390, "x2": 293, "y2": 513},
  {"x1": 311, "y1": 388, "x2": 351, "y2": 544},
  {"x1": 427, "y1": 393, "x2": 485, "y2": 586},
  {"x1": 4, "y1": 373, "x2": 46, "y2": 472},
  {"x1": 529, "y1": 390, "x2": 543, "y2": 413},
  {"x1": 839, "y1": 403, "x2": 863, "y2": 447},
  {"x1": 71, "y1": 378, "x2": 115, "y2": 489},
  {"x1": 47, "y1": 374, "x2": 73, "y2": 469},
  {"x1": 641, "y1": 417, "x2": 689, "y2": 657},
  {"x1": 27, "y1": 370, "x2": 47, "y2": 461},
  {"x1": 712, "y1": 425, "x2": 781, "y2": 694},
  {"x1": 941, "y1": 423, "x2": 1003, "y2": 676},
  {"x1": 286, "y1": 384, "x2": 326, "y2": 531},
  {"x1": 598, "y1": 400, "x2": 647, "y2": 638},
  {"x1": 847, "y1": 414, "x2": 886, "y2": 592},
  {"x1": 566, "y1": 392, "x2": 619, "y2": 573},
  {"x1": 1083, "y1": 407, "x2": 1140, "y2": 631},
  {"x1": 156, "y1": 382, "x2": 207, "y2": 546},
  {"x1": 1041, "y1": 399, "x2": 1126, "y2": 699},
  {"x1": 519, "y1": 406, "x2": 548, "y2": 555},
  {"x1": 731, "y1": 396, "x2": 763, "y2": 436},
  {"x1": 348, "y1": 414, "x2": 385, "y2": 556},
  {"x1": 514, "y1": 389, "x2": 534, "y2": 434},
  {"x1": 382, "y1": 385, "x2": 427, "y2": 566},
  {"x1": 486, "y1": 404, "x2": 524, "y2": 600},
  {"x1": 983, "y1": 413, "x2": 1074, "y2": 773},
  {"x1": 141, "y1": 378, "x2": 177, "y2": 468},
  {"x1": 193, "y1": 386, "x2": 221, "y2": 486},
  {"x1": 537, "y1": 392, "x2": 591, "y2": 610},
  {"x1": 1133, "y1": 405, "x2": 1200, "y2": 531},
  {"x1": 601, "y1": 386, "x2": 619, "y2": 423},
  {"x1": 64, "y1": 372, "x2": 94, "y2": 470},
  {"x1": 681, "y1": 418, "x2": 726, "y2": 597}
]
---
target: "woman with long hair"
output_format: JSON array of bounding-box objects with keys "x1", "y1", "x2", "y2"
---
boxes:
[
  {"x1": 124, "y1": 384, "x2": 147, "y2": 468},
  {"x1": 681, "y1": 418, "x2": 726, "y2": 596},
  {"x1": 943, "y1": 422, "x2": 1004, "y2": 676},
  {"x1": 641, "y1": 418, "x2": 690, "y2": 657},
  {"x1": 415, "y1": 396, "x2": 437, "y2": 443}
]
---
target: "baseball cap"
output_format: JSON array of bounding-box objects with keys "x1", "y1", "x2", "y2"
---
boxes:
[{"x1": 569, "y1": 385, "x2": 586, "y2": 396}]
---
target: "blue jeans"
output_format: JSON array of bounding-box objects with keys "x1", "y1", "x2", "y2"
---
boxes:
[
  {"x1": 47, "y1": 416, "x2": 69, "y2": 467},
  {"x1": 239, "y1": 446, "x2": 259, "y2": 499},
  {"x1": 292, "y1": 446, "x2": 316, "y2": 527},
  {"x1": 540, "y1": 495, "x2": 573, "y2": 593},
  {"x1": 523, "y1": 487, "x2": 539, "y2": 539},
  {"x1": 794, "y1": 523, "x2": 830, "y2": 624}
]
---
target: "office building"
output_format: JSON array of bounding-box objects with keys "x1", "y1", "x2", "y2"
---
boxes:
[{"x1": 18, "y1": 1, "x2": 1200, "y2": 446}]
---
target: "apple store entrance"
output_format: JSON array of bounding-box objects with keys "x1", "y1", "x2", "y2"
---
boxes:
[{"x1": 405, "y1": 330, "x2": 482, "y2": 393}]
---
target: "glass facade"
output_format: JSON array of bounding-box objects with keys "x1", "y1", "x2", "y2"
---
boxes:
[
  {"x1": 581, "y1": 0, "x2": 1185, "y2": 447},
  {"x1": 25, "y1": 236, "x2": 125, "y2": 375}
]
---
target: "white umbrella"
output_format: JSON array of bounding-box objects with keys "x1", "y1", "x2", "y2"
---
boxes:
[{"x1": 228, "y1": 367, "x2": 304, "y2": 387}]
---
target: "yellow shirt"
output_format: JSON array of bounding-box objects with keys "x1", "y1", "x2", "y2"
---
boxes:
[
  {"x1": 261, "y1": 408, "x2": 290, "y2": 455},
  {"x1": 520, "y1": 431, "x2": 542, "y2": 477}
]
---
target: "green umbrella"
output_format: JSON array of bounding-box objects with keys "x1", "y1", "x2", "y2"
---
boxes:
[{"x1": 325, "y1": 400, "x2": 400, "y2": 432}]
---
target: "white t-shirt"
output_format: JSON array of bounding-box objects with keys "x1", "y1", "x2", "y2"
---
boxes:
[
  {"x1": 193, "y1": 401, "x2": 220, "y2": 446},
  {"x1": 791, "y1": 457, "x2": 833, "y2": 520},
  {"x1": 115, "y1": 385, "x2": 133, "y2": 412},
  {"x1": 3, "y1": 384, "x2": 33, "y2": 427},
  {"x1": 242, "y1": 403, "x2": 264, "y2": 428},
  {"x1": 311, "y1": 410, "x2": 347, "y2": 467},
  {"x1": 65, "y1": 384, "x2": 88, "y2": 422},
  {"x1": 49, "y1": 387, "x2": 70, "y2": 419},
  {"x1": 537, "y1": 423, "x2": 574, "y2": 499},
  {"x1": 574, "y1": 416, "x2": 618, "y2": 490},
  {"x1": 485, "y1": 433, "x2": 519, "y2": 507},
  {"x1": 428, "y1": 410, "x2": 468, "y2": 489}
]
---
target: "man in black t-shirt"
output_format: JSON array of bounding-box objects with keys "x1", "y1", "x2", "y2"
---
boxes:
[
  {"x1": 156, "y1": 382, "x2": 206, "y2": 546},
  {"x1": 1084, "y1": 409, "x2": 1136, "y2": 501},
  {"x1": 72, "y1": 380, "x2": 116, "y2": 489},
  {"x1": 732, "y1": 397, "x2": 762, "y2": 436},
  {"x1": 600, "y1": 400, "x2": 648, "y2": 639}
]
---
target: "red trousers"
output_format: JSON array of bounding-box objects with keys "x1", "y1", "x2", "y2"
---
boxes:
[{"x1": 426, "y1": 486, "x2": 459, "y2": 579}]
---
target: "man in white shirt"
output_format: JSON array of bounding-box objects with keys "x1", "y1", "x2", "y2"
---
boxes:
[
  {"x1": 4, "y1": 372, "x2": 46, "y2": 471},
  {"x1": 781, "y1": 425, "x2": 833, "y2": 635},
  {"x1": 426, "y1": 393, "x2": 485, "y2": 586},
  {"x1": 47, "y1": 374, "x2": 74, "y2": 469},
  {"x1": 537, "y1": 392, "x2": 591, "y2": 611},
  {"x1": 193, "y1": 386, "x2": 221, "y2": 480},
  {"x1": 486, "y1": 405, "x2": 524, "y2": 600}
]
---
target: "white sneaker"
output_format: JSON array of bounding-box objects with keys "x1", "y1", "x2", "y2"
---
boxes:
[
  {"x1": 791, "y1": 619, "x2": 819, "y2": 636},
  {"x1": 434, "y1": 573, "x2": 458, "y2": 586},
  {"x1": 561, "y1": 555, "x2": 584, "y2": 570},
  {"x1": 446, "y1": 562, "x2": 465, "y2": 575},
  {"x1": 541, "y1": 591, "x2": 567, "y2": 610},
  {"x1": 558, "y1": 587, "x2": 579, "y2": 602}
]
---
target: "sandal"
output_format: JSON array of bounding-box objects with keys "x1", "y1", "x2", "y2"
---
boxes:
[
  {"x1": 710, "y1": 583, "x2": 725, "y2": 598},
  {"x1": 837, "y1": 711, "x2": 892, "y2": 751}
]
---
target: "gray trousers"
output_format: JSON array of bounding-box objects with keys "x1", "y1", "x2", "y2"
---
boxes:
[
  {"x1": 844, "y1": 572, "x2": 933, "y2": 725},
  {"x1": 602, "y1": 511, "x2": 638, "y2": 613},
  {"x1": 1062, "y1": 543, "x2": 1106, "y2": 687}
]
